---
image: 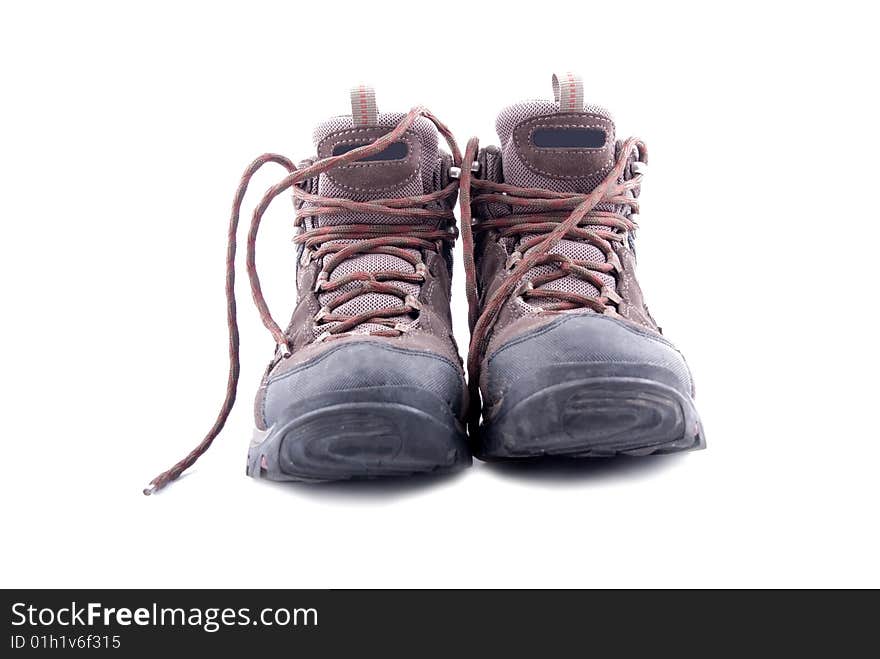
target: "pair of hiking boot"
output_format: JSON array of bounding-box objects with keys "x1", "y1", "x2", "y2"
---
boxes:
[{"x1": 145, "y1": 72, "x2": 703, "y2": 495}]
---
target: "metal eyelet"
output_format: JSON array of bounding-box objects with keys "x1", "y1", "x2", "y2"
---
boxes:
[
  {"x1": 606, "y1": 250, "x2": 623, "y2": 273},
  {"x1": 600, "y1": 287, "x2": 623, "y2": 305},
  {"x1": 515, "y1": 280, "x2": 534, "y2": 297},
  {"x1": 505, "y1": 251, "x2": 522, "y2": 270},
  {"x1": 313, "y1": 272, "x2": 329, "y2": 293},
  {"x1": 313, "y1": 306, "x2": 331, "y2": 322},
  {"x1": 448, "y1": 161, "x2": 480, "y2": 180},
  {"x1": 404, "y1": 294, "x2": 422, "y2": 311}
]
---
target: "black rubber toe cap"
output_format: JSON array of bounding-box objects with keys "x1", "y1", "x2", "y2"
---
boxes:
[
  {"x1": 485, "y1": 313, "x2": 694, "y2": 413},
  {"x1": 262, "y1": 341, "x2": 465, "y2": 428}
]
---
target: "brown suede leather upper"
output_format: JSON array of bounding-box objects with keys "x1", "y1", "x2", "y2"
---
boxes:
[{"x1": 614, "y1": 242, "x2": 659, "y2": 331}]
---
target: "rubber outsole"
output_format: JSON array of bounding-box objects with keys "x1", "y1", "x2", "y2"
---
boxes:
[
  {"x1": 477, "y1": 376, "x2": 704, "y2": 460},
  {"x1": 247, "y1": 388, "x2": 470, "y2": 483}
]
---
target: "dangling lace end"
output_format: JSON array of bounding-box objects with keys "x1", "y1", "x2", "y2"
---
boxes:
[
  {"x1": 143, "y1": 472, "x2": 173, "y2": 496},
  {"x1": 276, "y1": 339, "x2": 292, "y2": 359}
]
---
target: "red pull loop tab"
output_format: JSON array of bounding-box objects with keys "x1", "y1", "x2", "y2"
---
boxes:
[
  {"x1": 350, "y1": 84, "x2": 378, "y2": 126},
  {"x1": 551, "y1": 72, "x2": 584, "y2": 112}
]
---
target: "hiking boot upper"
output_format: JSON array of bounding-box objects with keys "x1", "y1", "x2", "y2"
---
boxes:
[{"x1": 461, "y1": 74, "x2": 695, "y2": 424}]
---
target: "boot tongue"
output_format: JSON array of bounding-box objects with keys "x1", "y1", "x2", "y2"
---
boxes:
[
  {"x1": 494, "y1": 73, "x2": 620, "y2": 308},
  {"x1": 310, "y1": 87, "x2": 440, "y2": 226},
  {"x1": 307, "y1": 87, "x2": 444, "y2": 337},
  {"x1": 496, "y1": 73, "x2": 616, "y2": 193}
]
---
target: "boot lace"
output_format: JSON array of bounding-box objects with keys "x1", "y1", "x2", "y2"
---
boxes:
[
  {"x1": 296, "y1": 185, "x2": 458, "y2": 337},
  {"x1": 144, "y1": 107, "x2": 461, "y2": 495}
]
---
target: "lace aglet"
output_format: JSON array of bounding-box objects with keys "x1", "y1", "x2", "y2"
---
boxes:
[{"x1": 143, "y1": 482, "x2": 159, "y2": 496}]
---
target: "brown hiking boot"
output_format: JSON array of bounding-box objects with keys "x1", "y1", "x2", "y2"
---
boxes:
[
  {"x1": 458, "y1": 73, "x2": 704, "y2": 459},
  {"x1": 145, "y1": 88, "x2": 470, "y2": 494}
]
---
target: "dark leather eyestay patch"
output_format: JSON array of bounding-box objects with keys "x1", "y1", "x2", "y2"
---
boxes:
[
  {"x1": 531, "y1": 127, "x2": 606, "y2": 149},
  {"x1": 331, "y1": 140, "x2": 409, "y2": 161}
]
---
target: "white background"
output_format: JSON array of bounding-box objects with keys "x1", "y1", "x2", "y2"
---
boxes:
[{"x1": 2, "y1": 1, "x2": 878, "y2": 588}]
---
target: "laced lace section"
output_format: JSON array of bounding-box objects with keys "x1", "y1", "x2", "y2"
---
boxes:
[
  {"x1": 144, "y1": 107, "x2": 461, "y2": 495},
  {"x1": 295, "y1": 186, "x2": 458, "y2": 337},
  {"x1": 458, "y1": 136, "x2": 647, "y2": 433}
]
